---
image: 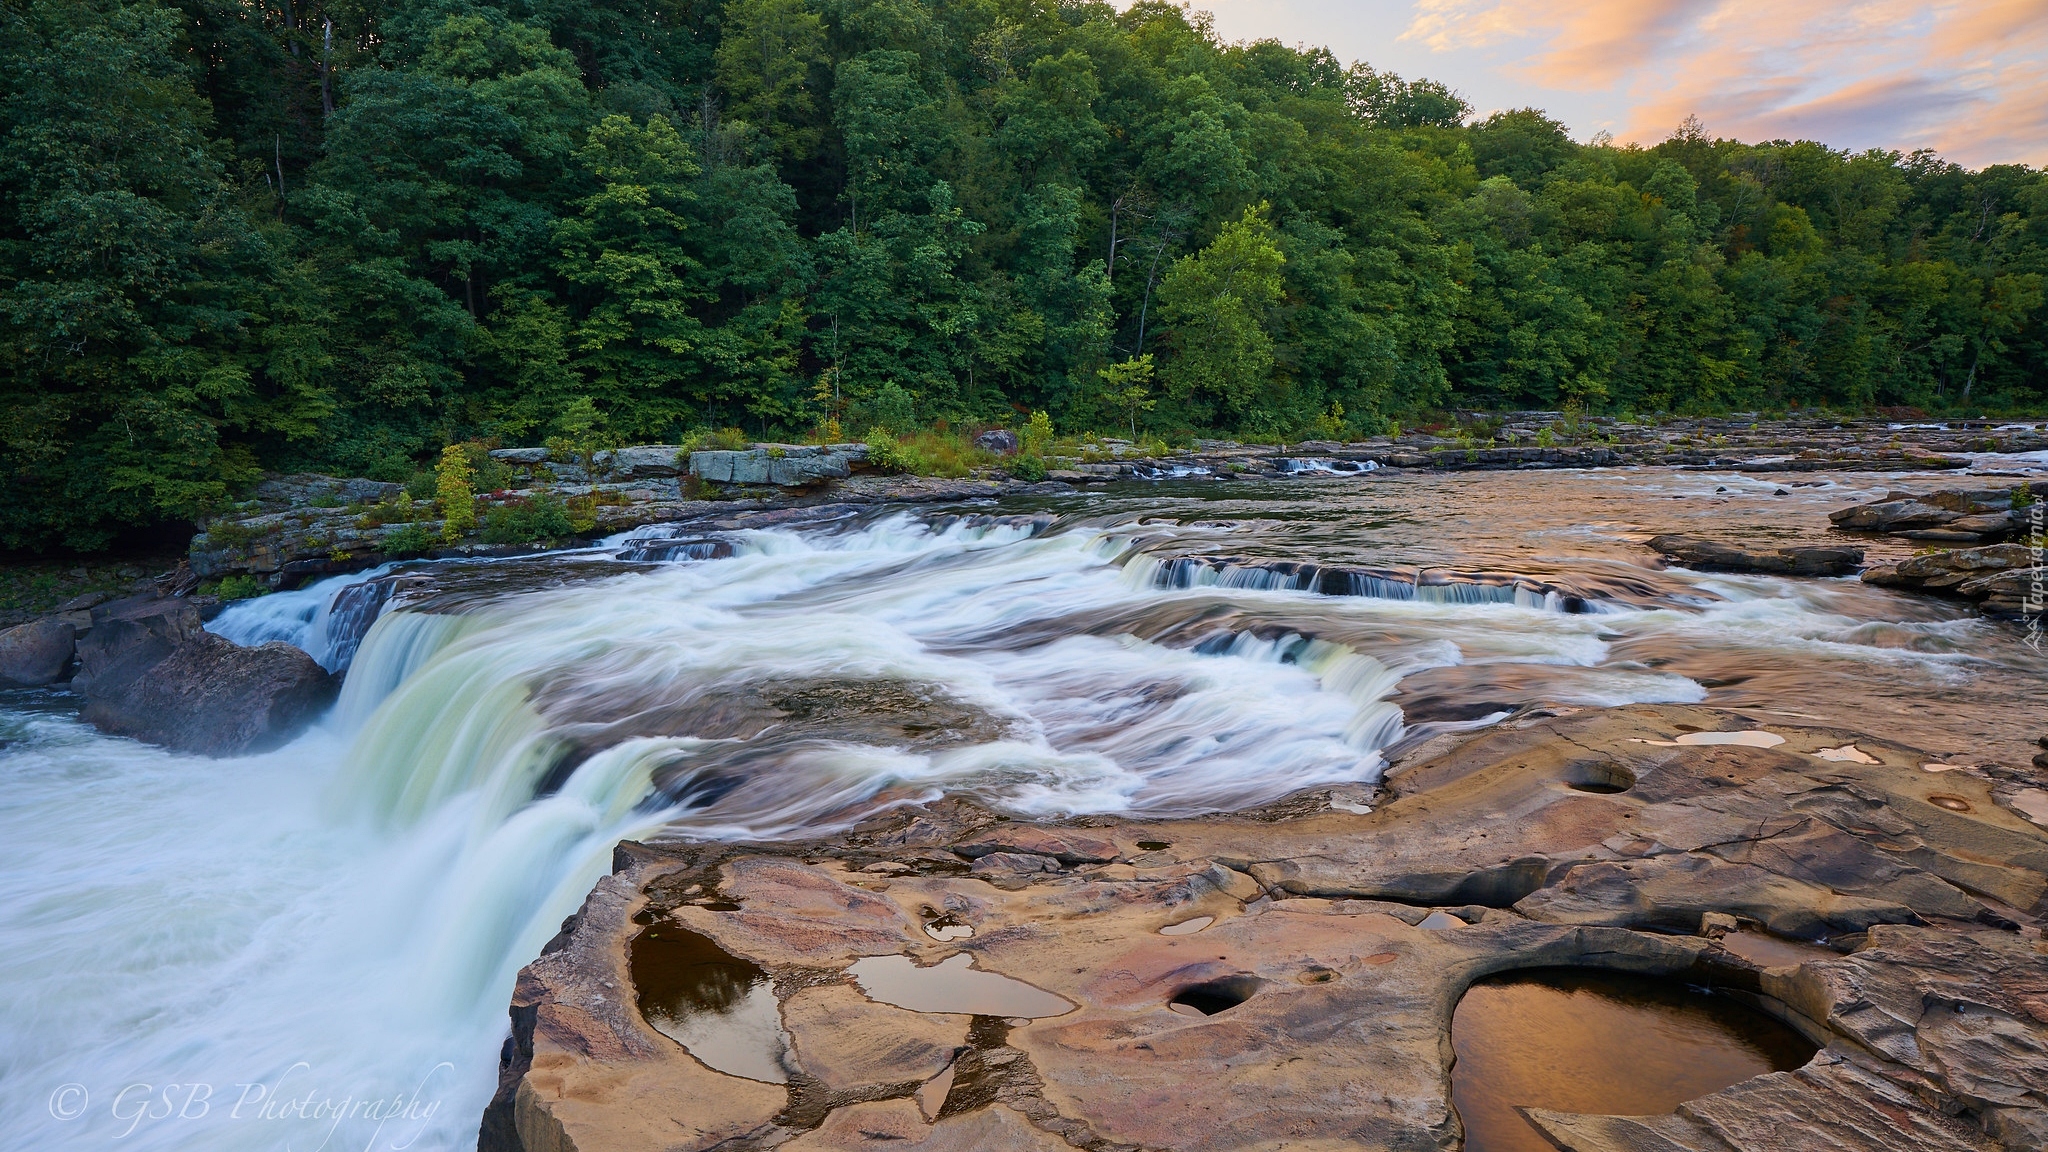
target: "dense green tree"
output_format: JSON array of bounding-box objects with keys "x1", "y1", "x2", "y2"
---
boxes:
[{"x1": 3, "y1": 0, "x2": 2045, "y2": 547}]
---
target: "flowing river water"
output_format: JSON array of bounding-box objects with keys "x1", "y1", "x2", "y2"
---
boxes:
[{"x1": 4, "y1": 466, "x2": 2044, "y2": 1150}]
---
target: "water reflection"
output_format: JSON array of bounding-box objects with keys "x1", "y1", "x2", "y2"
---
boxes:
[{"x1": 1450, "y1": 968, "x2": 1816, "y2": 1152}]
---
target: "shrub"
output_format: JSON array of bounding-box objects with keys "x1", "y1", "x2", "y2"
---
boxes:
[
  {"x1": 405, "y1": 471, "x2": 438, "y2": 500},
  {"x1": 2014, "y1": 485, "x2": 2037, "y2": 510},
  {"x1": 1009, "y1": 454, "x2": 1048, "y2": 481},
  {"x1": 462, "y1": 442, "x2": 513, "y2": 492},
  {"x1": 383, "y1": 522, "x2": 438, "y2": 558},
  {"x1": 1022, "y1": 410, "x2": 1054, "y2": 454},
  {"x1": 213, "y1": 574, "x2": 267, "y2": 600},
  {"x1": 679, "y1": 427, "x2": 750, "y2": 455},
  {"x1": 435, "y1": 445, "x2": 477, "y2": 542},
  {"x1": 481, "y1": 492, "x2": 575, "y2": 545}
]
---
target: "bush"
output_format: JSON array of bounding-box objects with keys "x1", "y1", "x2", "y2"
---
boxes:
[
  {"x1": 1009, "y1": 454, "x2": 1048, "y2": 481},
  {"x1": 1022, "y1": 410, "x2": 1054, "y2": 454},
  {"x1": 679, "y1": 427, "x2": 751, "y2": 455},
  {"x1": 213, "y1": 574, "x2": 267, "y2": 600},
  {"x1": 481, "y1": 491, "x2": 576, "y2": 545},
  {"x1": 383, "y1": 522, "x2": 438, "y2": 558},
  {"x1": 404, "y1": 471, "x2": 438, "y2": 499},
  {"x1": 462, "y1": 442, "x2": 513, "y2": 492}
]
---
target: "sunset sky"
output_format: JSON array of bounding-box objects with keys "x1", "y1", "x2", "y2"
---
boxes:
[{"x1": 1198, "y1": 0, "x2": 2048, "y2": 168}]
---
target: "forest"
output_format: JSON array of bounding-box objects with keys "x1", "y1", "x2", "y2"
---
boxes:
[{"x1": 3, "y1": 0, "x2": 2046, "y2": 548}]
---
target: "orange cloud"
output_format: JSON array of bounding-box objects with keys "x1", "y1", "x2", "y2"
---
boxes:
[{"x1": 1400, "y1": 0, "x2": 2048, "y2": 165}]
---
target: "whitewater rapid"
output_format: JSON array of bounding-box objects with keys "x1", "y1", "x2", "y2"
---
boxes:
[{"x1": 5, "y1": 491, "x2": 2040, "y2": 1150}]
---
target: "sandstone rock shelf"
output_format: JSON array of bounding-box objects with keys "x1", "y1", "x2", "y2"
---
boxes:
[{"x1": 482, "y1": 703, "x2": 2048, "y2": 1152}]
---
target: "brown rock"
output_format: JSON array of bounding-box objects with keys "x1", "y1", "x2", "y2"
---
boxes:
[
  {"x1": 0, "y1": 619, "x2": 76, "y2": 686},
  {"x1": 954, "y1": 826, "x2": 1119, "y2": 864},
  {"x1": 1647, "y1": 534, "x2": 1864, "y2": 577}
]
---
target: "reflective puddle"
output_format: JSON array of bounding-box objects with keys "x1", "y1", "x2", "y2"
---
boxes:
[
  {"x1": 1450, "y1": 968, "x2": 1815, "y2": 1152},
  {"x1": 630, "y1": 925, "x2": 793, "y2": 1082},
  {"x1": 847, "y1": 953, "x2": 1074, "y2": 1018}
]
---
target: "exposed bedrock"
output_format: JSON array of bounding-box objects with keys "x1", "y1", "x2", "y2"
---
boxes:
[
  {"x1": 71, "y1": 595, "x2": 335, "y2": 756},
  {"x1": 1644, "y1": 534, "x2": 1864, "y2": 577},
  {"x1": 481, "y1": 704, "x2": 2048, "y2": 1152}
]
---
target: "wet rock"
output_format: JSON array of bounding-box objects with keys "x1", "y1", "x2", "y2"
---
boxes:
[
  {"x1": 1830, "y1": 483, "x2": 2043, "y2": 541},
  {"x1": 0, "y1": 619, "x2": 76, "y2": 686},
  {"x1": 1862, "y1": 544, "x2": 2044, "y2": 619},
  {"x1": 1647, "y1": 534, "x2": 1864, "y2": 577},
  {"x1": 493, "y1": 703, "x2": 2048, "y2": 1151},
  {"x1": 72, "y1": 595, "x2": 334, "y2": 755},
  {"x1": 974, "y1": 429, "x2": 1020, "y2": 455}
]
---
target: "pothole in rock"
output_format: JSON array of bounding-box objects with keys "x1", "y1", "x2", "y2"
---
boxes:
[
  {"x1": 1450, "y1": 968, "x2": 1816, "y2": 1152},
  {"x1": 847, "y1": 953, "x2": 1074, "y2": 1018},
  {"x1": 1167, "y1": 975, "x2": 1263, "y2": 1017},
  {"x1": 630, "y1": 925, "x2": 792, "y2": 1083},
  {"x1": 1562, "y1": 760, "x2": 1636, "y2": 794}
]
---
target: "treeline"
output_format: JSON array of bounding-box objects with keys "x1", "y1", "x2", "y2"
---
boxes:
[{"x1": 3, "y1": 0, "x2": 2045, "y2": 548}]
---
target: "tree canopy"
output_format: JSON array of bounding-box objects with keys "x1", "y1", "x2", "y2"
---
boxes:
[{"x1": 4, "y1": 0, "x2": 2045, "y2": 547}]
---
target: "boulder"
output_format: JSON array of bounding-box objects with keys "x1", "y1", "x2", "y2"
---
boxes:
[
  {"x1": 248, "y1": 473, "x2": 402, "y2": 512},
  {"x1": 598, "y1": 445, "x2": 684, "y2": 479},
  {"x1": 1831, "y1": 483, "x2": 2044, "y2": 540},
  {"x1": 1646, "y1": 534, "x2": 1864, "y2": 577},
  {"x1": 73, "y1": 595, "x2": 334, "y2": 756},
  {"x1": 1862, "y1": 544, "x2": 2043, "y2": 618},
  {"x1": 975, "y1": 428, "x2": 1021, "y2": 455},
  {"x1": 0, "y1": 619, "x2": 77, "y2": 687},
  {"x1": 488, "y1": 446, "x2": 550, "y2": 465},
  {"x1": 689, "y1": 446, "x2": 855, "y2": 486}
]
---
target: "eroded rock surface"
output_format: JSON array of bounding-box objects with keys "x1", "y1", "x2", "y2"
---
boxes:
[
  {"x1": 1645, "y1": 534, "x2": 1863, "y2": 577},
  {"x1": 72, "y1": 595, "x2": 335, "y2": 755},
  {"x1": 481, "y1": 704, "x2": 2048, "y2": 1152}
]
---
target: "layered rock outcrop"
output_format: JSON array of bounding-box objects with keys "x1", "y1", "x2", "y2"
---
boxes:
[
  {"x1": 71, "y1": 596, "x2": 334, "y2": 755},
  {"x1": 1646, "y1": 534, "x2": 1864, "y2": 577},
  {"x1": 482, "y1": 704, "x2": 2048, "y2": 1152}
]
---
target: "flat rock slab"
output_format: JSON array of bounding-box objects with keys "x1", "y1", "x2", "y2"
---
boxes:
[
  {"x1": 1647, "y1": 534, "x2": 1864, "y2": 577},
  {"x1": 483, "y1": 704, "x2": 2048, "y2": 1152}
]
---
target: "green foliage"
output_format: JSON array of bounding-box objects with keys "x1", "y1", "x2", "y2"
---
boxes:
[
  {"x1": 1022, "y1": 411, "x2": 1056, "y2": 455},
  {"x1": 1008, "y1": 454, "x2": 1048, "y2": 481},
  {"x1": 2016, "y1": 485, "x2": 2038, "y2": 510},
  {"x1": 383, "y1": 522, "x2": 438, "y2": 558},
  {"x1": 860, "y1": 382, "x2": 917, "y2": 438},
  {"x1": 480, "y1": 491, "x2": 574, "y2": 544},
  {"x1": 4, "y1": 0, "x2": 2048, "y2": 549},
  {"x1": 404, "y1": 472, "x2": 440, "y2": 500},
  {"x1": 679, "y1": 427, "x2": 751, "y2": 454},
  {"x1": 435, "y1": 444, "x2": 476, "y2": 541},
  {"x1": 212, "y1": 574, "x2": 267, "y2": 601},
  {"x1": 1098, "y1": 356, "x2": 1157, "y2": 439}
]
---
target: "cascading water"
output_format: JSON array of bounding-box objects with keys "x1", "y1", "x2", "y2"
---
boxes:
[{"x1": 7, "y1": 468, "x2": 2045, "y2": 1151}]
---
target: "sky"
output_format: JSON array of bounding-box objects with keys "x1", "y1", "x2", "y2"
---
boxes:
[{"x1": 1197, "y1": 0, "x2": 2048, "y2": 168}]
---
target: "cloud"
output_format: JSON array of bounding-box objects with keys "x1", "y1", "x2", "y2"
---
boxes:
[{"x1": 1396, "y1": 0, "x2": 2048, "y2": 165}]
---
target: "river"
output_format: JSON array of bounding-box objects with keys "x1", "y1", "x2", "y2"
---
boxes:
[{"x1": 4, "y1": 466, "x2": 2042, "y2": 1150}]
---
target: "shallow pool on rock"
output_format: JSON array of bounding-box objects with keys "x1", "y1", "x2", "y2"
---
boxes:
[
  {"x1": 1449, "y1": 968, "x2": 1816, "y2": 1152},
  {"x1": 630, "y1": 925, "x2": 792, "y2": 1082}
]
